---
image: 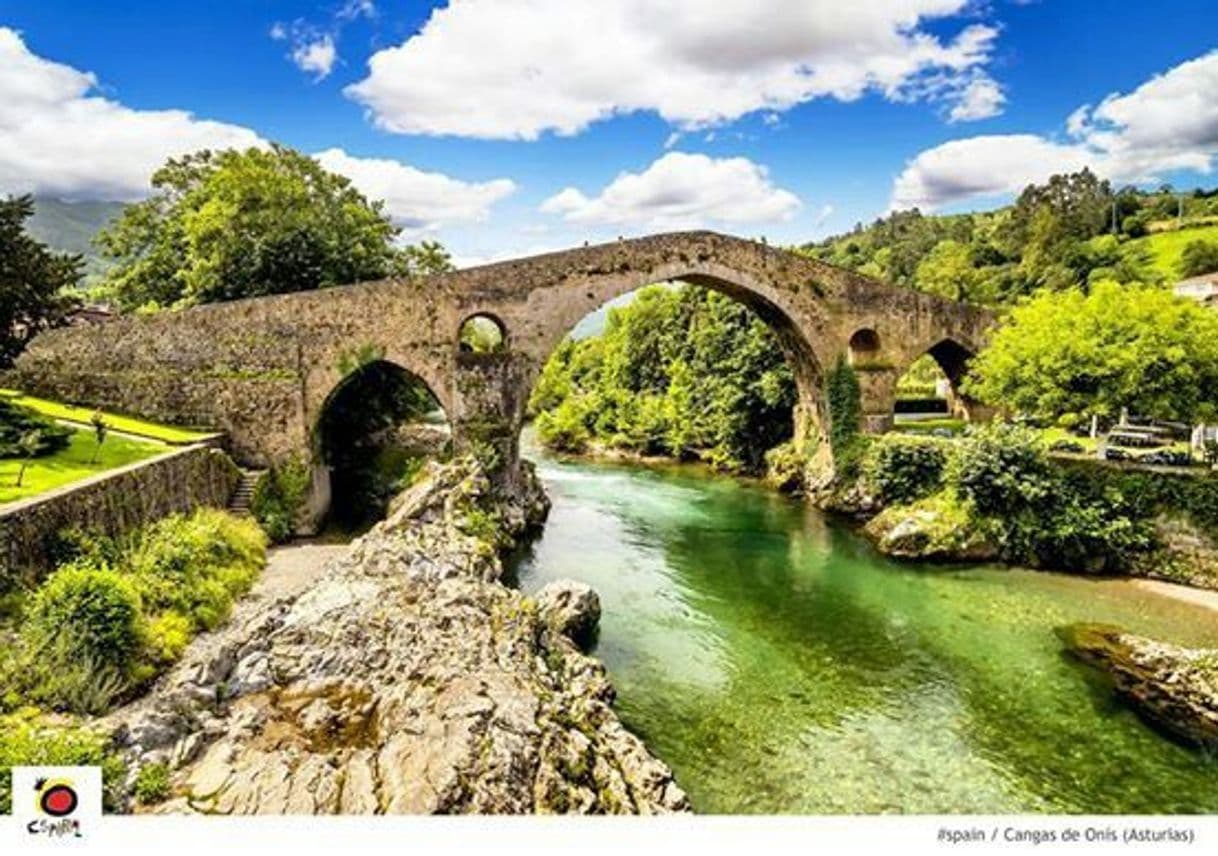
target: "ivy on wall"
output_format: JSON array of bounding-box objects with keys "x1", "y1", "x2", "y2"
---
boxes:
[{"x1": 826, "y1": 356, "x2": 864, "y2": 478}]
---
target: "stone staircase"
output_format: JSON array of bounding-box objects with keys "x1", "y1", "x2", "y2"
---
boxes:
[{"x1": 228, "y1": 469, "x2": 265, "y2": 517}]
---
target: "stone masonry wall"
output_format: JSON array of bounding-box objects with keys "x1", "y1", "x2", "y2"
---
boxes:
[{"x1": 0, "y1": 445, "x2": 241, "y2": 588}]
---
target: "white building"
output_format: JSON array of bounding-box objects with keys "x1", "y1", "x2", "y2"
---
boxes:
[{"x1": 1174, "y1": 272, "x2": 1218, "y2": 308}]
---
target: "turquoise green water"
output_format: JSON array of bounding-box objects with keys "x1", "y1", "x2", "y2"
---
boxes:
[{"x1": 510, "y1": 445, "x2": 1218, "y2": 814}]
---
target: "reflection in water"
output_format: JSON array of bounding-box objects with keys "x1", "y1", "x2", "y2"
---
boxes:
[{"x1": 511, "y1": 441, "x2": 1218, "y2": 814}]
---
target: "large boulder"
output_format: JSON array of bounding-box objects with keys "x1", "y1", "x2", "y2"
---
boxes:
[
  {"x1": 863, "y1": 497, "x2": 998, "y2": 562},
  {"x1": 536, "y1": 580, "x2": 601, "y2": 647},
  {"x1": 1059, "y1": 623, "x2": 1218, "y2": 749},
  {"x1": 105, "y1": 457, "x2": 685, "y2": 815}
]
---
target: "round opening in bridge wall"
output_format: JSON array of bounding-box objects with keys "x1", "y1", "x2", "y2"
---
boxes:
[
  {"x1": 847, "y1": 328, "x2": 881, "y2": 365},
  {"x1": 458, "y1": 314, "x2": 508, "y2": 354}
]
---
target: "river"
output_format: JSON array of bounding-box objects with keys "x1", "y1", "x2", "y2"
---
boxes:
[{"x1": 508, "y1": 440, "x2": 1218, "y2": 814}]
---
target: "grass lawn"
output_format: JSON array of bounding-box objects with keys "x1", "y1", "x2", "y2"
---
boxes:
[
  {"x1": 0, "y1": 390, "x2": 216, "y2": 444},
  {"x1": 0, "y1": 428, "x2": 166, "y2": 506},
  {"x1": 1040, "y1": 426, "x2": 1100, "y2": 454},
  {"x1": 892, "y1": 417, "x2": 966, "y2": 436},
  {"x1": 1128, "y1": 223, "x2": 1218, "y2": 279}
]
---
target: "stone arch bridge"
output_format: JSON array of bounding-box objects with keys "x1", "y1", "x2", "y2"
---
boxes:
[{"x1": 12, "y1": 231, "x2": 995, "y2": 521}]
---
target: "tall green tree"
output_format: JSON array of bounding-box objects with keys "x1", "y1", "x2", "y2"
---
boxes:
[
  {"x1": 965, "y1": 281, "x2": 1218, "y2": 423},
  {"x1": 914, "y1": 239, "x2": 984, "y2": 302},
  {"x1": 97, "y1": 145, "x2": 451, "y2": 310},
  {"x1": 0, "y1": 195, "x2": 81, "y2": 366}
]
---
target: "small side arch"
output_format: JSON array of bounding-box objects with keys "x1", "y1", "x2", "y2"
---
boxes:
[
  {"x1": 896, "y1": 338, "x2": 992, "y2": 424},
  {"x1": 458, "y1": 312, "x2": 509, "y2": 354},
  {"x1": 847, "y1": 328, "x2": 883, "y2": 367}
]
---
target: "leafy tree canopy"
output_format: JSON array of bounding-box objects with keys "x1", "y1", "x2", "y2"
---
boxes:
[
  {"x1": 530, "y1": 284, "x2": 795, "y2": 472},
  {"x1": 97, "y1": 145, "x2": 453, "y2": 311},
  {"x1": 0, "y1": 195, "x2": 80, "y2": 366},
  {"x1": 964, "y1": 281, "x2": 1218, "y2": 423}
]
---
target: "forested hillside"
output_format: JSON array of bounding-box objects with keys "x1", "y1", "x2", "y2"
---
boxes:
[{"x1": 798, "y1": 171, "x2": 1218, "y2": 305}]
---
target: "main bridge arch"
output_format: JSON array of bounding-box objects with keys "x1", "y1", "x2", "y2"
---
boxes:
[{"x1": 10, "y1": 231, "x2": 997, "y2": 523}]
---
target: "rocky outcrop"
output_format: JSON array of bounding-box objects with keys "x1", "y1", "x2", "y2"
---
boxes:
[
  {"x1": 1059, "y1": 623, "x2": 1218, "y2": 749},
  {"x1": 536, "y1": 580, "x2": 601, "y2": 648},
  {"x1": 862, "y1": 497, "x2": 998, "y2": 562},
  {"x1": 106, "y1": 458, "x2": 688, "y2": 815}
]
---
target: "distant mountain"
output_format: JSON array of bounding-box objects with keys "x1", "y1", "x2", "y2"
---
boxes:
[{"x1": 26, "y1": 197, "x2": 126, "y2": 283}]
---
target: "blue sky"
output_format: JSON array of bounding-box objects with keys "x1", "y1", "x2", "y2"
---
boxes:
[{"x1": 2, "y1": 1, "x2": 1217, "y2": 264}]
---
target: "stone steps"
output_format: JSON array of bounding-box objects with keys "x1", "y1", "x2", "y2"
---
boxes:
[{"x1": 228, "y1": 469, "x2": 265, "y2": 517}]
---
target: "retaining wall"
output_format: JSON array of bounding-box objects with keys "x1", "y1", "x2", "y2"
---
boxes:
[{"x1": 0, "y1": 444, "x2": 241, "y2": 587}]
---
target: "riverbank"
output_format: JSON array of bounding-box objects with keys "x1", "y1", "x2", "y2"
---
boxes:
[
  {"x1": 536, "y1": 432, "x2": 1218, "y2": 594},
  {"x1": 102, "y1": 457, "x2": 688, "y2": 814}
]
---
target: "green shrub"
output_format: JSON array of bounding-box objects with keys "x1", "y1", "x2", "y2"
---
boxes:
[
  {"x1": 947, "y1": 422, "x2": 1055, "y2": 516},
  {"x1": 536, "y1": 396, "x2": 592, "y2": 452},
  {"x1": 130, "y1": 509, "x2": 266, "y2": 631},
  {"x1": 25, "y1": 563, "x2": 144, "y2": 676},
  {"x1": 863, "y1": 435, "x2": 947, "y2": 504},
  {"x1": 251, "y1": 458, "x2": 311, "y2": 542},
  {"x1": 46, "y1": 527, "x2": 121, "y2": 568},
  {"x1": 4, "y1": 509, "x2": 266, "y2": 717},
  {"x1": 133, "y1": 762, "x2": 171, "y2": 805},
  {"x1": 20, "y1": 639, "x2": 128, "y2": 715},
  {"x1": 145, "y1": 611, "x2": 193, "y2": 665},
  {"x1": 0, "y1": 713, "x2": 125, "y2": 813},
  {"x1": 941, "y1": 422, "x2": 1154, "y2": 571},
  {"x1": 1179, "y1": 238, "x2": 1218, "y2": 278},
  {"x1": 1054, "y1": 458, "x2": 1218, "y2": 539}
]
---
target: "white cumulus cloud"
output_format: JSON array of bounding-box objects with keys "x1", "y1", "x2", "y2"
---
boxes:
[
  {"x1": 0, "y1": 27, "x2": 264, "y2": 200},
  {"x1": 346, "y1": 0, "x2": 1001, "y2": 139},
  {"x1": 540, "y1": 151, "x2": 801, "y2": 229},
  {"x1": 313, "y1": 148, "x2": 516, "y2": 234},
  {"x1": 890, "y1": 49, "x2": 1218, "y2": 210},
  {"x1": 291, "y1": 34, "x2": 337, "y2": 81},
  {"x1": 890, "y1": 135, "x2": 1091, "y2": 211},
  {"x1": 0, "y1": 27, "x2": 520, "y2": 237},
  {"x1": 947, "y1": 75, "x2": 1005, "y2": 122}
]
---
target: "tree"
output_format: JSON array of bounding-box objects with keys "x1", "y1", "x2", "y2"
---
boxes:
[
  {"x1": 393, "y1": 240, "x2": 455, "y2": 278},
  {"x1": 97, "y1": 145, "x2": 450, "y2": 310},
  {"x1": 15, "y1": 429, "x2": 42, "y2": 487},
  {"x1": 89, "y1": 411, "x2": 109, "y2": 465},
  {"x1": 1179, "y1": 239, "x2": 1218, "y2": 278},
  {"x1": 914, "y1": 240, "x2": 983, "y2": 302},
  {"x1": 965, "y1": 281, "x2": 1218, "y2": 423},
  {"x1": 0, "y1": 195, "x2": 80, "y2": 366},
  {"x1": 1011, "y1": 168, "x2": 1113, "y2": 248}
]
